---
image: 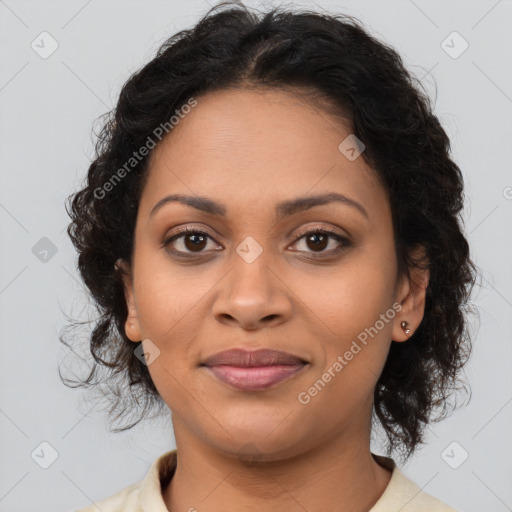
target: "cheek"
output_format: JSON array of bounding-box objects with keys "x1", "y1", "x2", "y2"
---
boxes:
[
  {"x1": 288, "y1": 259, "x2": 395, "y2": 390},
  {"x1": 296, "y1": 278, "x2": 394, "y2": 419},
  {"x1": 291, "y1": 259, "x2": 395, "y2": 337},
  {"x1": 133, "y1": 251, "x2": 213, "y2": 343}
]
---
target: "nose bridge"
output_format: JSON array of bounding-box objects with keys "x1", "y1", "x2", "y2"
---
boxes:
[
  {"x1": 234, "y1": 236, "x2": 272, "y2": 294},
  {"x1": 212, "y1": 235, "x2": 291, "y2": 328}
]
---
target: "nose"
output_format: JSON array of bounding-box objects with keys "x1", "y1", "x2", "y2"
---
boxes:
[{"x1": 212, "y1": 252, "x2": 293, "y2": 331}]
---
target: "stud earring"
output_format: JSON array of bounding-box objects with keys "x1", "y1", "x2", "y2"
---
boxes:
[{"x1": 400, "y1": 320, "x2": 411, "y2": 336}]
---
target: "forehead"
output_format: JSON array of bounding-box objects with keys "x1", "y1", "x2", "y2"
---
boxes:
[{"x1": 140, "y1": 88, "x2": 388, "y2": 222}]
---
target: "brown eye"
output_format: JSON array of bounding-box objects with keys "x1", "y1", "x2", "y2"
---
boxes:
[
  {"x1": 163, "y1": 226, "x2": 351, "y2": 260},
  {"x1": 182, "y1": 232, "x2": 207, "y2": 252},
  {"x1": 290, "y1": 229, "x2": 351, "y2": 257},
  {"x1": 304, "y1": 232, "x2": 329, "y2": 252},
  {"x1": 163, "y1": 228, "x2": 220, "y2": 255}
]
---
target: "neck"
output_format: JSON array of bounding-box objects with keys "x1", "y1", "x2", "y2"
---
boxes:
[{"x1": 163, "y1": 418, "x2": 392, "y2": 512}]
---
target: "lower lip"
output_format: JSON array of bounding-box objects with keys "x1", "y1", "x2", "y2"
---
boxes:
[{"x1": 205, "y1": 364, "x2": 307, "y2": 391}]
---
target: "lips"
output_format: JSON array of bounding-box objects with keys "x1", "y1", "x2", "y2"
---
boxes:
[
  {"x1": 201, "y1": 348, "x2": 309, "y2": 391},
  {"x1": 202, "y1": 348, "x2": 308, "y2": 367}
]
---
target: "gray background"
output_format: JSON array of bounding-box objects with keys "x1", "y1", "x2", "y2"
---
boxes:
[{"x1": 0, "y1": 0, "x2": 511, "y2": 511}]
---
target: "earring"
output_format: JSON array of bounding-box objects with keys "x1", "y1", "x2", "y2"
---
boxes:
[{"x1": 401, "y1": 320, "x2": 411, "y2": 336}]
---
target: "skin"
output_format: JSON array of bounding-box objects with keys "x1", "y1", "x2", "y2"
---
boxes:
[{"x1": 118, "y1": 87, "x2": 430, "y2": 511}]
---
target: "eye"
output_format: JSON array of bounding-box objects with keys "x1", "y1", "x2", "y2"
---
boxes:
[
  {"x1": 289, "y1": 228, "x2": 351, "y2": 257},
  {"x1": 162, "y1": 225, "x2": 352, "y2": 259},
  {"x1": 163, "y1": 226, "x2": 221, "y2": 255}
]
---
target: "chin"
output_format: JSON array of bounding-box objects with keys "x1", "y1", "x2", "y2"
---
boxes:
[{"x1": 209, "y1": 428, "x2": 305, "y2": 462}]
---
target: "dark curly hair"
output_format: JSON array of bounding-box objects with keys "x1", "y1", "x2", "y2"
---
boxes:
[{"x1": 60, "y1": 0, "x2": 480, "y2": 463}]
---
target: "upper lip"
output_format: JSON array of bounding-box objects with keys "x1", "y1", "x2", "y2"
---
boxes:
[{"x1": 201, "y1": 348, "x2": 308, "y2": 367}]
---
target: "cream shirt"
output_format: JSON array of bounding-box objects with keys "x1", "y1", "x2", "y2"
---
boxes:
[{"x1": 75, "y1": 450, "x2": 458, "y2": 511}]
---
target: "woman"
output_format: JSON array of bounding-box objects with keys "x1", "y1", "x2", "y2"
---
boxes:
[{"x1": 64, "y1": 1, "x2": 478, "y2": 510}]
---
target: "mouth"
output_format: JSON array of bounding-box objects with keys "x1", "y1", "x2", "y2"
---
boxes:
[{"x1": 201, "y1": 348, "x2": 309, "y2": 391}]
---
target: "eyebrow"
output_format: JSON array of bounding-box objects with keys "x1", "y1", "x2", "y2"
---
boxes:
[{"x1": 149, "y1": 192, "x2": 369, "y2": 220}]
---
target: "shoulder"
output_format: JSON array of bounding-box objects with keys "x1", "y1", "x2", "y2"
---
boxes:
[
  {"x1": 73, "y1": 449, "x2": 177, "y2": 512},
  {"x1": 370, "y1": 454, "x2": 459, "y2": 512},
  {"x1": 73, "y1": 480, "x2": 143, "y2": 512},
  {"x1": 397, "y1": 483, "x2": 459, "y2": 512}
]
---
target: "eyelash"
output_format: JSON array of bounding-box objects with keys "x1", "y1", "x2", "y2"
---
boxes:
[{"x1": 162, "y1": 225, "x2": 351, "y2": 259}]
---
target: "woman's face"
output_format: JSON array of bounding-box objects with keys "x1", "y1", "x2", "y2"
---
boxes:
[{"x1": 120, "y1": 87, "x2": 424, "y2": 460}]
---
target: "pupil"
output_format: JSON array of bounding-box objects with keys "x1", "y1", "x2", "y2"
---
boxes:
[
  {"x1": 182, "y1": 233, "x2": 329, "y2": 253},
  {"x1": 308, "y1": 233, "x2": 327, "y2": 251},
  {"x1": 186, "y1": 234, "x2": 206, "y2": 251}
]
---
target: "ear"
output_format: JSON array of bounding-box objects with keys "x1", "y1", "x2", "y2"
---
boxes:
[
  {"x1": 115, "y1": 258, "x2": 142, "y2": 343},
  {"x1": 392, "y1": 245, "x2": 430, "y2": 343}
]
